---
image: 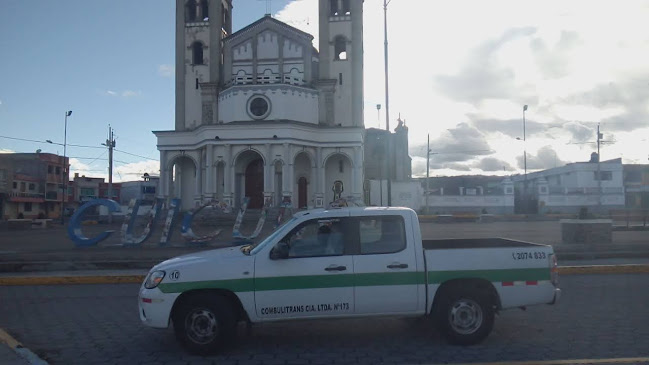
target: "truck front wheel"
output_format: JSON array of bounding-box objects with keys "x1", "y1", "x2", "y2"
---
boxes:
[
  {"x1": 435, "y1": 287, "x2": 494, "y2": 345},
  {"x1": 172, "y1": 293, "x2": 236, "y2": 355}
]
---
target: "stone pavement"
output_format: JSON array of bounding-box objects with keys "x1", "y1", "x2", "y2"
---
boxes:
[{"x1": 2, "y1": 275, "x2": 649, "y2": 364}]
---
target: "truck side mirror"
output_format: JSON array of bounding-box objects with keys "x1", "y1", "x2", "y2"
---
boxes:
[{"x1": 270, "y1": 241, "x2": 289, "y2": 260}]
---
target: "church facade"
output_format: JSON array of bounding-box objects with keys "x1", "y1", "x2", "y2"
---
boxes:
[{"x1": 154, "y1": 0, "x2": 365, "y2": 210}]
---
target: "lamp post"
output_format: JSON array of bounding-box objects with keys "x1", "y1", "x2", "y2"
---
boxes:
[
  {"x1": 522, "y1": 105, "x2": 528, "y2": 213},
  {"x1": 61, "y1": 110, "x2": 72, "y2": 225},
  {"x1": 383, "y1": 0, "x2": 392, "y2": 206},
  {"x1": 426, "y1": 133, "x2": 430, "y2": 214}
]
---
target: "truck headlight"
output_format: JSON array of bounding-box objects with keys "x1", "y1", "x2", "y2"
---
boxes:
[{"x1": 144, "y1": 270, "x2": 165, "y2": 289}]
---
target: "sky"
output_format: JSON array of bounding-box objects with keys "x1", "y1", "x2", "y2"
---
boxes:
[{"x1": 1, "y1": 0, "x2": 648, "y2": 181}]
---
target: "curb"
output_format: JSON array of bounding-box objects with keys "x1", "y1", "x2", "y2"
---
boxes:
[
  {"x1": 1, "y1": 265, "x2": 649, "y2": 286},
  {"x1": 0, "y1": 328, "x2": 48, "y2": 365}
]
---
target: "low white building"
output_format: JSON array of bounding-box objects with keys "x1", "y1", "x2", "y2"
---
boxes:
[{"x1": 512, "y1": 158, "x2": 625, "y2": 214}]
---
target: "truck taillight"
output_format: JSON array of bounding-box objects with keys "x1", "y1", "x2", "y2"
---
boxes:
[{"x1": 550, "y1": 254, "x2": 559, "y2": 286}]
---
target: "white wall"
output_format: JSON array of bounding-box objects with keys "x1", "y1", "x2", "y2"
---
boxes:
[{"x1": 218, "y1": 85, "x2": 319, "y2": 124}]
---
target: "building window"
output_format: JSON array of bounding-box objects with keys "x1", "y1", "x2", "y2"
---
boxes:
[
  {"x1": 594, "y1": 171, "x2": 612, "y2": 181},
  {"x1": 48, "y1": 165, "x2": 53, "y2": 173},
  {"x1": 28, "y1": 183, "x2": 35, "y2": 191},
  {"x1": 339, "y1": 160, "x2": 344, "y2": 173},
  {"x1": 334, "y1": 36, "x2": 347, "y2": 60},
  {"x1": 55, "y1": 166, "x2": 61, "y2": 175},
  {"x1": 185, "y1": 0, "x2": 197, "y2": 22},
  {"x1": 246, "y1": 95, "x2": 271, "y2": 120},
  {"x1": 200, "y1": 0, "x2": 208, "y2": 20},
  {"x1": 330, "y1": 0, "x2": 339, "y2": 16},
  {"x1": 24, "y1": 202, "x2": 32, "y2": 212},
  {"x1": 192, "y1": 42, "x2": 204, "y2": 65},
  {"x1": 13, "y1": 182, "x2": 17, "y2": 189},
  {"x1": 342, "y1": 0, "x2": 351, "y2": 15}
]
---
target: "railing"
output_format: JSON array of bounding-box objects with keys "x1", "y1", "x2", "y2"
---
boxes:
[
  {"x1": 608, "y1": 209, "x2": 649, "y2": 228},
  {"x1": 9, "y1": 192, "x2": 44, "y2": 199}
]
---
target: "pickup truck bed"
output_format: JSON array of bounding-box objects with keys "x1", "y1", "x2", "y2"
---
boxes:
[{"x1": 423, "y1": 238, "x2": 546, "y2": 249}]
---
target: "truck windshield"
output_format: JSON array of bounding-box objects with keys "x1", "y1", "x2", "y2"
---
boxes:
[{"x1": 243, "y1": 217, "x2": 298, "y2": 255}]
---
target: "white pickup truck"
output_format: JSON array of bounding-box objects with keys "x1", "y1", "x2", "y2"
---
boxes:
[{"x1": 139, "y1": 207, "x2": 560, "y2": 354}]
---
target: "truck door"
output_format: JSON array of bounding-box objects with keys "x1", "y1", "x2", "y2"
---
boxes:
[
  {"x1": 351, "y1": 214, "x2": 420, "y2": 314},
  {"x1": 254, "y1": 216, "x2": 354, "y2": 319}
]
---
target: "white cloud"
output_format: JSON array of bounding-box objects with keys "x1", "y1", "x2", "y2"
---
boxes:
[
  {"x1": 114, "y1": 160, "x2": 160, "y2": 182},
  {"x1": 0, "y1": 149, "x2": 13, "y2": 154},
  {"x1": 106, "y1": 90, "x2": 117, "y2": 96},
  {"x1": 275, "y1": 0, "x2": 649, "y2": 174},
  {"x1": 158, "y1": 64, "x2": 173, "y2": 77},
  {"x1": 121, "y1": 90, "x2": 142, "y2": 97}
]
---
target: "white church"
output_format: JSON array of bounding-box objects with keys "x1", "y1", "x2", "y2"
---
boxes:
[{"x1": 154, "y1": 0, "x2": 366, "y2": 211}]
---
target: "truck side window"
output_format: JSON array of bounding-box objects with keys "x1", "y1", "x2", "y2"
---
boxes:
[
  {"x1": 282, "y1": 218, "x2": 344, "y2": 258},
  {"x1": 359, "y1": 216, "x2": 406, "y2": 254}
]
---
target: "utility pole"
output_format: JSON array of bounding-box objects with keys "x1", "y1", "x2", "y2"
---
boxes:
[
  {"x1": 426, "y1": 133, "x2": 430, "y2": 214},
  {"x1": 105, "y1": 126, "x2": 116, "y2": 222},
  {"x1": 384, "y1": 0, "x2": 392, "y2": 206},
  {"x1": 597, "y1": 124, "x2": 602, "y2": 210}
]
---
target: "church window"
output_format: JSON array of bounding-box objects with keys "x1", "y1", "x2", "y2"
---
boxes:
[
  {"x1": 342, "y1": 0, "x2": 351, "y2": 15},
  {"x1": 330, "y1": 0, "x2": 339, "y2": 16},
  {"x1": 192, "y1": 42, "x2": 204, "y2": 65},
  {"x1": 334, "y1": 36, "x2": 347, "y2": 60},
  {"x1": 339, "y1": 73, "x2": 343, "y2": 85},
  {"x1": 185, "y1": 0, "x2": 197, "y2": 22},
  {"x1": 247, "y1": 95, "x2": 271, "y2": 120},
  {"x1": 200, "y1": 0, "x2": 208, "y2": 21},
  {"x1": 339, "y1": 160, "x2": 344, "y2": 173}
]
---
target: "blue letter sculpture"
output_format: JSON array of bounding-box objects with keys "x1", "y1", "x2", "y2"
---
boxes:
[{"x1": 68, "y1": 199, "x2": 121, "y2": 247}]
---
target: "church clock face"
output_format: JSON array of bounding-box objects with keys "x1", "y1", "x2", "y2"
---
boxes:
[{"x1": 247, "y1": 95, "x2": 271, "y2": 120}]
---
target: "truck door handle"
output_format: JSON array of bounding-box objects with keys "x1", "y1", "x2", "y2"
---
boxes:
[
  {"x1": 325, "y1": 265, "x2": 347, "y2": 272},
  {"x1": 387, "y1": 263, "x2": 408, "y2": 269}
]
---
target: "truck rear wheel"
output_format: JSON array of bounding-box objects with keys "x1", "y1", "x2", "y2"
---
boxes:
[
  {"x1": 435, "y1": 287, "x2": 494, "y2": 345},
  {"x1": 172, "y1": 293, "x2": 236, "y2": 355}
]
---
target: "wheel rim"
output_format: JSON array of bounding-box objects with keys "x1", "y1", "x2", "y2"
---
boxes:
[
  {"x1": 185, "y1": 309, "x2": 219, "y2": 345},
  {"x1": 448, "y1": 298, "x2": 483, "y2": 335}
]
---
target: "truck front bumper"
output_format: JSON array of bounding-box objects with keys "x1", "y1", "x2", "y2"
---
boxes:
[{"x1": 138, "y1": 287, "x2": 179, "y2": 328}]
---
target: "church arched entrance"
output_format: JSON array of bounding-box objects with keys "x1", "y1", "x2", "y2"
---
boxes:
[
  {"x1": 245, "y1": 159, "x2": 264, "y2": 209},
  {"x1": 169, "y1": 155, "x2": 197, "y2": 211},
  {"x1": 324, "y1": 153, "x2": 352, "y2": 204},
  {"x1": 298, "y1": 177, "x2": 307, "y2": 209}
]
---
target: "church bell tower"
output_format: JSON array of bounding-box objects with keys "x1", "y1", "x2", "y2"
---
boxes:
[
  {"x1": 318, "y1": 0, "x2": 364, "y2": 128},
  {"x1": 175, "y1": 0, "x2": 233, "y2": 131}
]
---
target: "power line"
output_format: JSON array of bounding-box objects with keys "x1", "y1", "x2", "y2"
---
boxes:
[
  {"x1": 114, "y1": 148, "x2": 159, "y2": 161},
  {"x1": 0, "y1": 135, "x2": 104, "y2": 149}
]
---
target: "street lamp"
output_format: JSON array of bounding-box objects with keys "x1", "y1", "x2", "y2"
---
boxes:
[
  {"x1": 522, "y1": 105, "x2": 528, "y2": 213},
  {"x1": 61, "y1": 110, "x2": 72, "y2": 224},
  {"x1": 384, "y1": 0, "x2": 392, "y2": 206}
]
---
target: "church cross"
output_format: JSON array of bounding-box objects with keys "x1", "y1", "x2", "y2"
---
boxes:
[{"x1": 257, "y1": 0, "x2": 273, "y2": 16}]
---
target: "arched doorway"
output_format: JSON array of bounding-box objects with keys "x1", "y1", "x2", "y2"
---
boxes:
[
  {"x1": 324, "y1": 153, "x2": 352, "y2": 204},
  {"x1": 245, "y1": 159, "x2": 264, "y2": 208},
  {"x1": 169, "y1": 155, "x2": 197, "y2": 211},
  {"x1": 298, "y1": 177, "x2": 307, "y2": 208}
]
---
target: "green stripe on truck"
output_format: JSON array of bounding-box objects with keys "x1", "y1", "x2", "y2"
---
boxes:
[{"x1": 157, "y1": 268, "x2": 549, "y2": 294}]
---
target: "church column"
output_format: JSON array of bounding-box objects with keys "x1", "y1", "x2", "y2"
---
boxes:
[
  {"x1": 353, "y1": 146, "x2": 362, "y2": 199},
  {"x1": 316, "y1": 147, "x2": 327, "y2": 208},
  {"x1": 205, "y1": 144, "x2": 214, "y2": 198},
  {"x1": 223, "y1": 144, "x2": 233, "y2": 207},
  {"x1": 263, "y1": 143, "x2": 273, "y2": 206},
  {"x1": 315, "y1": 147, "x2": 325, "y2": 208},
  {"x1": 282, "y1": 143, "x2": 292, "y2": 206},
  {"x1": 158, "y1": 150, "x2": 168, "y2": 199},
  {"x1": 195, "y1": 150, "x2": 203, "y2": 204}
]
